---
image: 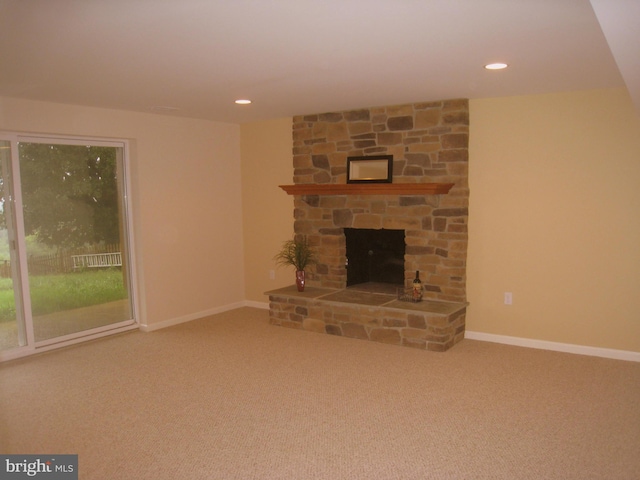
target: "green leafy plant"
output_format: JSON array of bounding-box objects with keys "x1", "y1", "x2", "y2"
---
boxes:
[{"x1": 273, "y1": 237, "x2": 317, "y2": 272}]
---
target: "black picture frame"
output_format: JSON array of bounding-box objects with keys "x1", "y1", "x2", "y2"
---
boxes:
[{"x1": 346, "y1": 155, "x2": 393, "y2": 184}]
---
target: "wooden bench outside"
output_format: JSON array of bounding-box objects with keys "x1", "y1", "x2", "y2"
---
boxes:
[{"x1": 71, "y1": 252, "x2": 122, "y2": 269}]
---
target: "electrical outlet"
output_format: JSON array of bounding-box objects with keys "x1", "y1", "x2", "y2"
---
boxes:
[
  {"x1": 504, "y1": 292, "x2": 513, "y2": 305},
  {"x1": 269, "y1": 270, "x2": 276, "y2": 280}
]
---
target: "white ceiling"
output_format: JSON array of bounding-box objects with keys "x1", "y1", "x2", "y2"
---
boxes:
[{"x1": 0, "y1": 0, "x2": 637, "y2": 124}]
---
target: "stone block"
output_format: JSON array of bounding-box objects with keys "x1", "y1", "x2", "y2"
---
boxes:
[
  {"x1": 342, "y1": 323, "x2": 368, "y2": 340},
  {"x1": 388, "y1": 116, "x2": 414, "y2": 131},
  {"x1": 403, "y1": 337, "x2": 427, "y2": 349},
  {"x1": 326, "y1": 324, "x2": 342, "y2": 336},
  {"x1": 385, "y1": 104, "x2": 414, "y2": 116},
  {"x1": 440, "y1": 133, "x2": 469, "y2": 150},
  {"x1": 303, "y1": 318, "x2": 326, "y2": 334},
  {"x1": 293, "y1": 144, "x2": 312, "y2": 154},
  {"x1": 438, "y1": 149, "x2": 468, "y2": 163},
  {"x1": 407, "y1": 142, "x2": 441, "y2": 153},
  {"x1": 344, "y1": 109, "x2": 371, "y2": 122},
  {"x1": 402, "y1": 165, "x2": 424, "y2": 176},
  {"x1": 365, "y1": 146, "x2": 387, "y2": 154},
  {"x1": 443, "y1": 111, "x2": 469, "y2": 125},
  {"x1": 281, "y1": 320, "x2": 304, "y2": 329},
  {"x1": 348, "y1": 122, "x2": 373, "y2": 135},
  {"x1": 333, "y1": 312, "x2": 352, "y2": 323},
  {"x1": 319, "y1": 112, "x2": 344, "y2": 122},
  {"x1": 312, "y1": 142, "x2": 337, "y2": 154},
  {"x1": 329, "y1": 152, "x2": 348, "y2": 166},
  {"x1": 313, "y1": 171, "x2": 331, "y2": 183},
  {"x1": 293, "y1": 154, "x2": 313, "y2": 168},
  {"x1": 382, "y1": 217, "x2": 421, "y2": 230},
  {"x1": 405, "y1": 245, "x2": 433, "y2": 256},
  {"x1": 399, "y1": 196, "x2": 426, "y2": 206},
  {"x1": 353, "y1": 214, "x2": 383, "y2": 229},
  {"x1": 354, "y1": 139, "x2": 377, "y2": 149},
  {"x1": 370, "y1": 328, "x2": 402, "y2": 345},
  {"x1": 383, "y1": 317, "x2": 407, "y2": 328},
  {"x1": 370, "y1": 200, "x2": 387, "y2": 214},
  {"x1": 447, "y1": 223, "x2": 468, "y2": 233},
  {"x1": 408, "y1": 314, "x2": 427, "y2": 329},
  {"x1": 289, "y1": 313, "x2": 304, "y2": 323},
  {"x1": 351, "y1": 132, "x2": 376, "y2": 140},
  {"x1": 433, "y1": 218, "x2": 447, "y2": 232},
  {"x1": 427, "y1": 342, "x2": 447, "y2": 352},
  {"x1": 327, "y1": 122, "x2": 349, "y2": 141},
  {"x1": 433, "y1": 207, "x2": 468, "y2": 217},
  {"x1": 415, "y1": 109, "x2": 441, "y2": 129},
  {"x1": 442, "y1": 99, "x2": 468, "y2": 111},
  {"x1": 414, "y1": 101, "x2": 442, "y2": 110},
  {"x1": 377, "y1": 132, "x2": 403, "y2": 145},
  {"x1": 405, "y1": 152, "x2": 431, "y2": 166},
  {"x1": 401, "y1": 328, "x2": 427, "y2": 340},
  {"x1": 312, "y1": 155, "x2": 330, "y2": 170},
  {"x1": 332, "y1": 209, "x2": 353, "y2": 227},
  {"x1": 308, "y1": 306, "x2": 326, "y2": 319},
  {"x1": 293, "y1": 127, "x2": 313, "y2": 142}
]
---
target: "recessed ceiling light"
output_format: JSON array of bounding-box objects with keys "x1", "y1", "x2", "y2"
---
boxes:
[
  {"x1": 484, "y1": 63, "x2": 508, "y2": 70},
  {"x1": 235, "y1": 99, "x2": 252, "y2": 105}
]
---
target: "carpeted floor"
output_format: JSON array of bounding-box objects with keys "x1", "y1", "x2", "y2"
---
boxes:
[{"x1": 1, "y1": 307, "x2": 639, "y2": 479}]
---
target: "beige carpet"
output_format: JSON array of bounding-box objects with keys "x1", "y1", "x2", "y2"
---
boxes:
[{"x1": 1, "y1": 307, "x2": 639, "y2": 479}]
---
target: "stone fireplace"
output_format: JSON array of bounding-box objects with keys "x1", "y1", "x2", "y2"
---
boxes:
[{"x1": 268, "y1": 99, "x2": 469, "y2": 351}]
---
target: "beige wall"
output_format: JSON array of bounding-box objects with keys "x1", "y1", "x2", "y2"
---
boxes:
[
  {"x1": 0, "y1": 97, "x2": 245, "y2": 328},
  {"x1": 240, "y1": 118, "x2": 295, "y2": 302},
  {"x1": 468, "y1": 88, "x2": 640, "y2": 352}
]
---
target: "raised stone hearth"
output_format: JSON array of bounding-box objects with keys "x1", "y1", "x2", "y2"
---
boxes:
[{"x1": 267, "y1": 285, "x2": 467, "y2": 351}]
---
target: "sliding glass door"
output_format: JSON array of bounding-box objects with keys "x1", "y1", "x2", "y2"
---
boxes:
[
  {"x1": 0, "y1": 140, "x2": 26, "y2": 351},
  {"x1": 0, "y1": 135, "x2": 136, "y2": 358}
]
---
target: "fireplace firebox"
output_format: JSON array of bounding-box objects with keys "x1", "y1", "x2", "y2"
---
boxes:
[{"x1": 345, "y1": 228, "x2": 405, "y2": 287}]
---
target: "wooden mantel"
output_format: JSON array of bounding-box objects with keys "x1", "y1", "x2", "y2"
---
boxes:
[{"x1": 279, "y1": 183, "x2": 454, "y2": 196}]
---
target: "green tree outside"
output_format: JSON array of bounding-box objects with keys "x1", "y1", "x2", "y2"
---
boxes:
[{"x1": 17, "y1": 143, "x2": 121, "y2": 249}]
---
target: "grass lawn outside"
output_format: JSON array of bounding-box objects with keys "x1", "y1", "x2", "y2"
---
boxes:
[{"x1": 0, "y1": 269, "x2": 128, "y2": 323}]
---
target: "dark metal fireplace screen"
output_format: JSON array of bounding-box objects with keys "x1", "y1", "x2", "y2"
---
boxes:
[{"x1": 344, "y1": 228, "x2": 405, "y2": 287}]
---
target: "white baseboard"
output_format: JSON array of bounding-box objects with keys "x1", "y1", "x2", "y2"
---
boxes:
[
  {"x1": 243, "y1": 300, "x2": 269, "y2": 310},
  {"x1": 465, "y1": 330, "x2": 640, "y2": 363},
  {"x1": 139, "y1": 301, "x2": 247, "y2": 332}
]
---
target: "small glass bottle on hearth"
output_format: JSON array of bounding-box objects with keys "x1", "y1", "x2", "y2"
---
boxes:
[{"x1": 412, "y1": 270, "x2": 423, "y2": 302}]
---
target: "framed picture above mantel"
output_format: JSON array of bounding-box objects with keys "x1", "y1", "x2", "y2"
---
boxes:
[{"x1": 347, "y1": 155, "x2": 393, "y2": 184}]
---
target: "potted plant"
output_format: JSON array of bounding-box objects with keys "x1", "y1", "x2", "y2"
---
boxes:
[{"x1": 273, "y1": 236, "x2": 317, "y2": 291}]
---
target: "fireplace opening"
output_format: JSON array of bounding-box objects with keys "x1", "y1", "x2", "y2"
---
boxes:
[{"x1": 344, "y1": 228, "x2": 405, "y2": 288}]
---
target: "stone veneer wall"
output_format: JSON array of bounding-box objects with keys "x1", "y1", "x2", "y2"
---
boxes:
[{"x1": 291, "y1": 99, "x2": 469, "y2": 303}]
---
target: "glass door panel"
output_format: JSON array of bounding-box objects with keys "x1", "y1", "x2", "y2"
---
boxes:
[
  {"x1": 17, "y1": 141, "x2": 133, "y2": 344},
  {"x1": 0, "y1": 140, "x2": 26, "y2": 352}
]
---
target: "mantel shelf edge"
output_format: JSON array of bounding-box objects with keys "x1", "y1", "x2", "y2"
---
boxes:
[{"x1": 279, "y1": 183, "x2": 455, "y2": 196}]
